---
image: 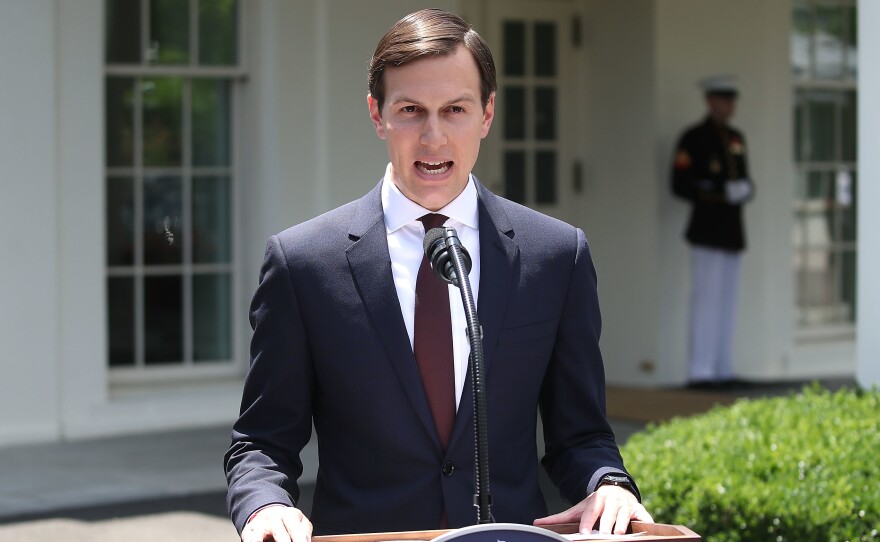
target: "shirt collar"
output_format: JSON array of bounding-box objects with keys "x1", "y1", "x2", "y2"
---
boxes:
[{"x1": 381, "y1": 162, "x2": 479, "y2": 233}]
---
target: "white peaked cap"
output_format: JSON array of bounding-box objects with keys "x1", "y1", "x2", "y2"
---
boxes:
[{"x1": 698, "y1": 74, "x2": 739, "y2": 94}]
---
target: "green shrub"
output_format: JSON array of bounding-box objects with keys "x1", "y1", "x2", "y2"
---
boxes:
[{"x1": 621, "y1": 385, "x2": 880, "y2": 541}]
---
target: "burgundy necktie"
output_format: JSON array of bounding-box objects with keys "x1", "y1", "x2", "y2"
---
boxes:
[{"x1": 414, "y1": 213, "x2": 455, "y2": 450}]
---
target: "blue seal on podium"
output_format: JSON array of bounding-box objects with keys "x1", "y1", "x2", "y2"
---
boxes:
[{"x1": 432, "y1": 524, "x2": 570, "y2": 542}]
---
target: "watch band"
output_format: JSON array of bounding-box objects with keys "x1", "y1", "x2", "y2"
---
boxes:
[{"x1": 597, "y1": 474, "x2": 639, "y2": 501}]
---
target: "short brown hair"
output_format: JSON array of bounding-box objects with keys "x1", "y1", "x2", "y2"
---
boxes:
[{"x1": 368, "y1": 9, "x2": 497, "y2": 113}]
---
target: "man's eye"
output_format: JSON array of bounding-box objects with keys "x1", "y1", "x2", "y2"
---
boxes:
[
  {"x1": 449, "y1": 106, "x2": 465, "y2": 113},
  {"x1": 402, "y1": 105, "x2": 418, "y2": 113}
]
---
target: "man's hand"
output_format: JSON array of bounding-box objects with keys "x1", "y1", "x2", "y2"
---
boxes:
[
  {"x1": 242, "y1": 505, "x2": 313, "y2": 542},
  {"x1": 533, "y1": 485, "x2": 654, "y2": 535}
]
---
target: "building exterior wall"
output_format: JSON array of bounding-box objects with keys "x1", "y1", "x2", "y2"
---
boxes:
[
  {"x1": 0, "y1": 0, "x2": 61, "y2": 446},
  {"x1": 857, "y1": 0, "x2": 880, "y2": 388},
  {"x1": 654, "y1": 0, "x2": 806, "y2": 384},
  {"x1": 0, "y1": 0, "x2": 870, "y2": 448}
]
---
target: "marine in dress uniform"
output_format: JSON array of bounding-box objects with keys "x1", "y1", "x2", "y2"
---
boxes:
[{"x1": 671, "y1": 75, "x2": 754, "y2": 388}]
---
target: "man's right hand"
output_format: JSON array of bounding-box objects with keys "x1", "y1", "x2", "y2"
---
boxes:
[{"x1": 242, "y1": 505, "x2": 313, "y2": 542}]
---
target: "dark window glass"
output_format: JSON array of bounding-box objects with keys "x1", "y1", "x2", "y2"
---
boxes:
[
  {"x1": 106, "y1": 77, "x2": 135, "y2": 167},
  {"x1": 504, "y1": 151, "x2": 526, "y2": 204},
  {"x1": 107, "y1": 176, "x2": 135, "y2": 266},
  {"x1": 192, "y1": 79, "x2": 232, "y2": 166},
  {"x1": 534, "y1": 87, "x2": 556, "y2": 140},
  {"x1": 841, "y1": 250, "x2": 857, "y2": 322},
  {"x1": 193, "y1": 273, "x2": 232, "y2": 361},
  {"x1": 503, "y1": 21, "x2": 526, "y2": 76},
  {"x1": 841, "y1": 90, "x2": 857, "y2": 162},
  {"x1": 144, "y1": 275, "x2": 183, "y2": 364},
  {"x1": 105, "y1": 0, "x2": 142, "y2": 63},
  {"x1": 504, "y1": 86, "x2": 526, "y2": 141},
  {"x1": 534, "y1": 23, "x2": 556, "y2": 77},
  {"x1": 193, "y1": 176, "x2": 231, "y2": 264},
  {"x1": 108, "y1": 277, "x2": 135, "y2": 366},
  {"x1": 142, "y1": 78, "x2": 184, "y2": 167},
  {"x1": 535, "y1": 151, "x2": 557, "y2": 204},
  {"x1": 794, "y1": 90, "x2": 807, "y2": 162},
  {"x1": 149, "y1": 0, "x2": 189, "y2": 64},
  {"x1": 199, "y1": 0, "x2": 238, "y2": 66},
  {"x1": 807, "y1": 90, "x2": 835, "y2": 162},
  {"x1": 143, "y1": 176, "x2": 182, "y2": 265}
]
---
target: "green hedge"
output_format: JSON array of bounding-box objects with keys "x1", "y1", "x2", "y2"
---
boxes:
[{"x1": 621, "y1": 385, "x2": 879, "y2": 541}]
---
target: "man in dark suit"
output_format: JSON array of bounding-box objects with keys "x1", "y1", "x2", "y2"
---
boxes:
[
  {"x1": 225, "y1": 9, "x2": 651, "y2": 542},
  {"x1": 671, "y1": 75, "x2": 754, "y2": 388}
]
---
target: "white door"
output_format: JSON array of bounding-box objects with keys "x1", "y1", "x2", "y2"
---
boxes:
[{"x1": 476, "y1": 0, "x2": 581, "y2": 224}]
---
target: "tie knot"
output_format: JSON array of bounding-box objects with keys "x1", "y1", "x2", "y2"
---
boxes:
[{"x1": 419, "y1": 213, "x2": 448, "y2": 231}]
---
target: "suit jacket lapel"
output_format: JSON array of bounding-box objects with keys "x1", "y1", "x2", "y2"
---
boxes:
[
  {"x1": 346, "y1": 182, "x2": 440, "y2": 448},
  {"x1": 448, "y1": 178, "x2": 519, "y2": 451}
]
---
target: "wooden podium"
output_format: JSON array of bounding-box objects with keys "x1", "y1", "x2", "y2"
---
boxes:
[{"x1": 315, "y1": 522, "x2": 700, "y2": 542}]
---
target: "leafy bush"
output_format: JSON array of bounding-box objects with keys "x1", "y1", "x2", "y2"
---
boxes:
[{"x1": 621, "y1": 385, "x2": 879, "y2": 541}]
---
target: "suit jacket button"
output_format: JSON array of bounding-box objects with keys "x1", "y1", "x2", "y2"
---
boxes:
[{"x1": 442, "y1": 460, "x2": 455, "y2": 476}]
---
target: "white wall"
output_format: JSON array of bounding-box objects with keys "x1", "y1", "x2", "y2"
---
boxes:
[
  {"x1": 857, "y1": 0, "x2": 880, "y2": 389},
  {"x1": 653, "y1": 0, "x2": 802, "y2": 384},
  {"x1": 575, "y1": 1, "x2": 661, "y2": 385},
  {"x1": 0, "y1": 0, "x2": 61, "y2": 445}
]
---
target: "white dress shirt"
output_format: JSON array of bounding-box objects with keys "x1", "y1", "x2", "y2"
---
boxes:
[{"x1": 381, "y1": 163, "x2": 481, "y2": 410}]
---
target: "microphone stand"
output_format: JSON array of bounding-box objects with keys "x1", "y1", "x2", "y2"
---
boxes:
[{"x1": 442, "y1": 228, "x2": 493, "y2": 524}]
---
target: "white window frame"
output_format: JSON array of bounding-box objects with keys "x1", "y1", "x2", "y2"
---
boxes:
[
  {"x1": 792, "y1": 0, "x2": 858, "y2": 342},
  {"x1": 105, "y1": 0, "x2": 247, "y2": 384}
]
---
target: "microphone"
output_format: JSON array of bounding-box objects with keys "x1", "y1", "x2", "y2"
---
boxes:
[
  {"x1": 422, "y1": 225, "x2": 493, "y2": 524},
  {"x1": 423, "y1": 227, "x2": 472, "y2": 287}
]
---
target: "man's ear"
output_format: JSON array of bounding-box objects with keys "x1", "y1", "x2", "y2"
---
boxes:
[
  {"x1": 481, "y1": 92, "x2": 496, "y2": 139},
  {"x1": 368, "y1": 94, "x2": 385, "y2": 139}
]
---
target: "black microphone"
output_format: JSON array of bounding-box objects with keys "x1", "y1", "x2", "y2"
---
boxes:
[
  {"x1": 423, "y1": 227, "x2": 472, "y2": 287},
  {"x1": 422, "y1": 225, "x2": 493, "y2": 524}
]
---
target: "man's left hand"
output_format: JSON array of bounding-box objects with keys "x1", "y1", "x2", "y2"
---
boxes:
[{"x1": 533, "y1": 485, "x2": 654, "y2": 535}]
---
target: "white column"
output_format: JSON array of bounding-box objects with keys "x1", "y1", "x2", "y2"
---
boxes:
[{"x1": 857, "y1": 0, "x2": 880, "y2": 388}]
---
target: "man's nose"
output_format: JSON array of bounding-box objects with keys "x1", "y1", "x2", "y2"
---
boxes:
[{"x1": 420, "y1": 115, "x2": 447, "y2": 147}]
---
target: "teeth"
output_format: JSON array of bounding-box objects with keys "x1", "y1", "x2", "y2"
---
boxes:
[{"x1": 417, "y1": 161, "x2": 451, "y2": 175}]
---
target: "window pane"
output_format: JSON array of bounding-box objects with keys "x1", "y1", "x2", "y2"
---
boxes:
[
  {"x1": 504, "y1": 86, "x2": 526, "y2": 141},
  {"x1": 535, "y1": 150, "x2": 556, "y2": 204},
  {"x1": 193, "y1": 273, "x2": 232, "y2": 361},
  {"x1": 193, "y1": 176, "x2": 231, "y2": 263},
  {"x1": 793, "y1": 89, "x2": 807, "y2": 162},
  {"x1": 107, "y1": 176, "x2": 135, "y2": 266},
  {"x1": 797, "y1": 249, "x2": 834, "y2": 306},
  {"x1": 142, "y1": 78, "x2": 183, "y2": 167},
  {"x1": 807, "y1": 91, "x2": 835, "y2": 161},
  {"x1": 534, "y1": 87, "x2": 556, "y2": 140},
  {"x1": 841, "y1": 250, "x2": 857, "y2": 322},
  {"x1": 846, "y1": 5, "x2": 857, "y2": 79},
  {"x1": 504, "y1": 151, "x2": 526, "y2": 204},
  {"x1": 144, "y1": 275, "x2": 183, "y2": 364},
  {"x1": 105, "y1": 0, "x2": 142, "y2": 63},
  {"x1": 841, "y1": 90, "x2": 857, "y2": 162},
  {"x1": 503, "y1": 21, "x2": 525, "y2": 76},
  {"x1": 814, "y1": 5, "x2": 845, "y2": 80},
  {"x1": 839, "y1": 170, "x2": 857, "y2": 243},
  {"x1": 143, "y1": 175, "x2": 182, "y2": 265},
  {"x1": 791, "y1": 1, "x2": 811, "y2": 80},
  {"x1": 149, "y1": 0, "x2": 189, "y2": 64},
  {"x1": 108, "y1": 277, "x2": 135, "y2": 366},
  {"x1": 533, "y1": 23, "x2": 556, "y2": 77},
  {"x1": 106, "y1": 77, "x2": 135, "y2": 167},
  {"x1": 199, "y1": 0, "x2": 238, "y2": 66},
  {"x1": 192, "y1": 79, "x2": 232, "y2": 166}
]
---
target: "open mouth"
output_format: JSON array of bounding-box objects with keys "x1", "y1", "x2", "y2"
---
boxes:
[{"x1": 416, "y1": 161, "x2": 453, "y2": 175}]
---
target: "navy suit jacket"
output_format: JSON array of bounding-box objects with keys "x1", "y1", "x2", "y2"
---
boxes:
[{"x1": 225, "y1": 179, "x2": 635, "y2": 535}]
